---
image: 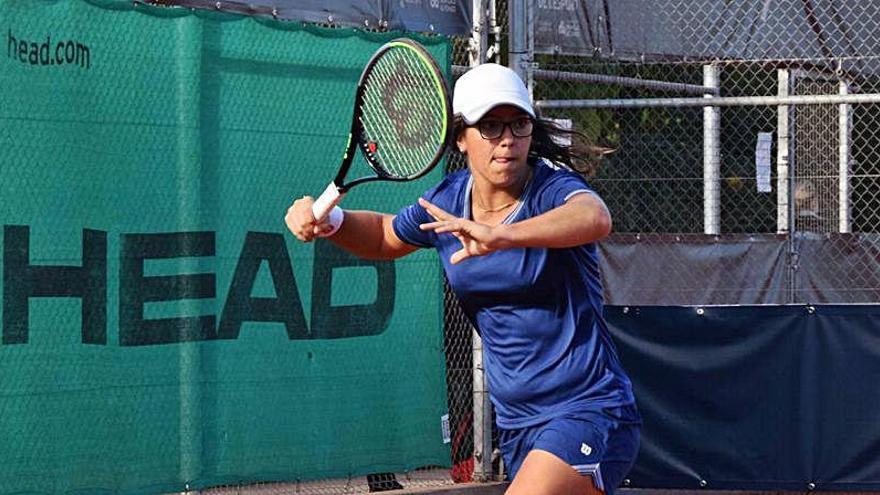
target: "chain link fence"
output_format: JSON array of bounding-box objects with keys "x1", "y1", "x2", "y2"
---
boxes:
[
  {"x1": 528, "y1": 0, "x2": 880, "y2": 305},
  {"x1": 175, "y1": 0, "x2": 880, "y2": 492}
]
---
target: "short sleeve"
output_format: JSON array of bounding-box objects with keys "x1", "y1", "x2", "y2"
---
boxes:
[
  {"x1": 392, "y1": 178, "x2": 458, "y2": 248},
  {"x1": 534, "y1": 162, "x2": 596, "y2": 213},
  {"x1": 392, "y1": 200, "x2": 436, "y2": 248}
]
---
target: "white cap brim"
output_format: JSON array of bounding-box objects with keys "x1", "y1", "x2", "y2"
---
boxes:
[{"x1": 458, "y1": 91, "x2": 536, "y2": 125}]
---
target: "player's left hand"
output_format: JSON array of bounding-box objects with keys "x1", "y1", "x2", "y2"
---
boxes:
[{"x1": 418, "y1": 198, "x2": 501, "y2": 264}]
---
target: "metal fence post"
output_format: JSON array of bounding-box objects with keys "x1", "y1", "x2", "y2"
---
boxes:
[
  {"x1": 508, "y1": 0, "x2": 527, "y2": 81},
  {"x1": 469, "y1": 0, "x2": 488, "y2": 66},
  {"x1": 839, "y1": 79, "x2": 853, "y2": 233},
  {"x1": 703, "y1": 64, "x2": 721, "y2": 235},
  {"x1": 472, "y1": 328, "x2": 494, "y2": 481},
  {"x1": 777, "y1": 69, "x2": 793, "y2": 234},
  {"x1": 467, "y1": 1, "x2": 495, "y2": 483},
  {"x1": 777, "y1": 68, "x2": 799, "y2": 302}
]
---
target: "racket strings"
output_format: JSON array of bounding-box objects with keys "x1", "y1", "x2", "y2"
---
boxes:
[
  {"x1": 362, "y1": 54, "x2": 440, "y2": 175},
  {"x1": 359, "y1": 46, "x2": 447, "y2": 179}
]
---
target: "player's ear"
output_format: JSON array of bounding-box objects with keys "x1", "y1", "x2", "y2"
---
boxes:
[{"x1": 456, "y1": 132, "x2": 467, "y2": 154}]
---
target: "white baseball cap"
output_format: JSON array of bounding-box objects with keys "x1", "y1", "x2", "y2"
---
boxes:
[{"x1": 453, "y1": 63, "x2": 536, "y2": 125}]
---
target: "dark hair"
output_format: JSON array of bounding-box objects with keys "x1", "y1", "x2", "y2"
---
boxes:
[{"x1": 452, "y1": 113, "x2": 612, "y2": 177}]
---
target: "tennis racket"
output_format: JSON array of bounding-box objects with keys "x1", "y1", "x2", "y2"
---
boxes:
[{"x1": 311, "y1": 38, "x2": 452, "y2": 221}]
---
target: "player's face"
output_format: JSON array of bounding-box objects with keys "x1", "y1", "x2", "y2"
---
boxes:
[{"x1": 457, "y1": 105, "x2": 532, "y2": 189}]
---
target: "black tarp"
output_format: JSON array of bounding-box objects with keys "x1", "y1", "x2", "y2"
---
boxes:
[
  {"x1": 608, "y1": 304, "x2": 880, "y2": 490},
  {"x1": 168, "y1": 0, "x2": 472, "y2": 35},
  {"x1": 535, "y1": 0, "x2": 879, "y2": 69},
  {"x1": 600, "y1": 233, "x2": 880, "y2": 306}
]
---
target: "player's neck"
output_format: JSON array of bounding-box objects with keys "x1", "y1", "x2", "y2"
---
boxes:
[
  {"x1": 473, "y1": 193, "x2": 518, "y2": 212},
  {"x1": 471, "y1": 168, "x2": 531, "y2": 213}
]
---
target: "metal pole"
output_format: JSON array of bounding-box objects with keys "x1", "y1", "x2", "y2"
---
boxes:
[
  {"x1": 525, "y1": 0, "x2": 534, "y2": 100},
  {"x1": 472, "y1": 328, "x2": 493, "y2": 481},
  {"x1": 535, "y1": 92, "x2": 880, "y2": 109},
  {"x1": 472, "y1": 1, "x2": 493, "y2": 481},
  {"x1": 778, "y1": 69, "x2": 799, "y2": 303},
  {"x1": 839, "y1": 80, "x2": 853, "y2": 233},
  {"x1": 777, "y1": 69, "x2": 792, "y2": 234},
  {"x1": 703, "y1": 64, "x2": 721, "y2": 235},
  {"x1": 177, "y1": 20, "x2": 203, "y2": 488},
  {"x1": 521, "y1": 0, "x2": 538, "y2": 101},
  {"x1": 508, "y1": 0, "x2": 527, "y2": 81},
  {"x1": 487, "y1": 0, "x2": 500, "y2": 62},
  {"x1": 533, "y1": 68, "x2": 718, "y2": 96},
  {"x1": 469, "y1": 0, "x2": 488, "y2": 67}
]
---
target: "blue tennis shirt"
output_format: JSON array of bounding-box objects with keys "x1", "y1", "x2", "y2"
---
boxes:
[{"x1": 393, "y1": 160, "x2": 636, "y2": 428}]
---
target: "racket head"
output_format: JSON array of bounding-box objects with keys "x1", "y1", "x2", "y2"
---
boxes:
[{"x1": 351, "y1": 38, "x2": 452, "y2": 183}]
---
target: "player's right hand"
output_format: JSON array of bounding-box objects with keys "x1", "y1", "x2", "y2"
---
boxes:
[{"x1": 285, "y1": 196, "x2": 336, "y2": 242}]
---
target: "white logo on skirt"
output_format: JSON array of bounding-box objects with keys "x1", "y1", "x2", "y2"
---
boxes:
[{"x1": 580, "y1": 443, "x2": 592, "y2": 456}]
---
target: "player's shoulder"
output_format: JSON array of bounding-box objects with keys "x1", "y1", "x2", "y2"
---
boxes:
[
  {"x1": 423, "y1": 168, "x2": 470, "y2": 202},
  {"x1": 532, "y1": 158, "x2": 589, "y2": 188}
]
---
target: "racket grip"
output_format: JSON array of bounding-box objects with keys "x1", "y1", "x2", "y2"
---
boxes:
[{"x1": 312, "y1": 182, "x2": 346, "y2": 222}]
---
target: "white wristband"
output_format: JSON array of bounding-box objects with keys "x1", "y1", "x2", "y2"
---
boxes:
[{"x1": 316, "y1": 206, "x2": 344, "y2": 238}]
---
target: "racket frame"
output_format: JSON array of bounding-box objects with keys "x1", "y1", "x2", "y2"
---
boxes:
[{"x1": 312, "y1": 38, "x2": 452, "y2": 221}]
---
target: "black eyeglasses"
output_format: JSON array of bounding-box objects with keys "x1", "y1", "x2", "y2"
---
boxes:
[{"x1": 473, "y1": 117, "x2": 534, "y2": 140}]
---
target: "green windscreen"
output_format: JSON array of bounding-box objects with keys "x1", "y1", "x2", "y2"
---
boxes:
[{"x1": 0, "y1": 1, "x2": 451, "y2": 493}]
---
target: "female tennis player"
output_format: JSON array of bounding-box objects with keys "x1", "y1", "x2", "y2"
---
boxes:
[{"x1": 285, "y1": 63, "x2": 640, "y2": 495}]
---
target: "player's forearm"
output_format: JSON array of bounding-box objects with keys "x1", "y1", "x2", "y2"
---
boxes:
[
  {"x1": 329, "y1": 210, "x2": 414, "y2": 260},
  {"x1": 493, "y1": 195, "x2": 611, "y2": 249}
]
